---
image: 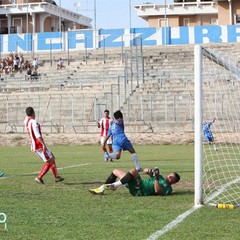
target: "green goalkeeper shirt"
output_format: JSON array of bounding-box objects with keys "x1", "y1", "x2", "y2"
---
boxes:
[{"x1": 125, "y1": 175, "x2": 172, "y2": 196}]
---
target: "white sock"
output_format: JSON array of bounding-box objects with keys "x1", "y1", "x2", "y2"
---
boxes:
[
  {"x1": 213, "y1": 144, "x2": 217, "y2": 151},
  {"x1": 132, "y1": 153, "x2": 140, "y2": 169},
  {"x1": 99, "y1": 184, "x2": 105, "y2": 191},
  {"x1": 112, "y1": 180, "x2": 122, "y2": 188}
]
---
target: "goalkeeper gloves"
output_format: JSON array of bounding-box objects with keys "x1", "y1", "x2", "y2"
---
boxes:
[{"x1": 148, "y1": 168, "x2": 160, "y2": 180}]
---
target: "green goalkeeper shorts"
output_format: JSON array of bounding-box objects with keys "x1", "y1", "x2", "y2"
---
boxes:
[{"x1": 125, "y1": 176, "x2": 145, "y2": 196}]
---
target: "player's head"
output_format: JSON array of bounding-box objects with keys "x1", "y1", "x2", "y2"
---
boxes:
[
  {"x1": 166, "y1": 172, "x2": 180, "y2": 185},
  {"x1": 113, "y1": 110, "x2": 123, "y2": 120},
  {"x1": 103, "y1": 109, "x2": 110, "y2": 118},
  {"x1": 26, "y1": 107, "x2": 35, "y2": 118}
]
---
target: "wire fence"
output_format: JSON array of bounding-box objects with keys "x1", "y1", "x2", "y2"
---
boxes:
[{"x1": 0, "y1": 40, "x2": 199, "y2": 134}]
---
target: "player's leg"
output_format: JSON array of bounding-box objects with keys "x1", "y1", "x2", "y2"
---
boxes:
[
  {"x1": 35, "y1": 149, "x2": 64, "y2": 183},
  {"x1": 105, "y1": 168, "x2": 138, "y2": 190},
  {"x1": 47, "y1": 153, "x2": 64, "y2": 182},
  {"x1": 126, "y1": 172, "x2": 144, "y2": 196},
  {"x1": 91, "y1": 168, "x2": 129, "y2": 193},
  {"x1": 107, "y1": 142, "x2": 121, "y2": 159},
  {"x1": 0, "y1": 171, "x2": 4, "y2": 177},
  {"x1": 107, "y1": 136, "x2": 113, "y2": 161},
  {"x1": 212, "y1": 139, "x2": 217, "y2": 151},
  {"x1": 94, "y1": 168, "x2": 127, "y2": 192},
  {"x1": 209, "y1": 133, "x2": 217, "y2": 151},
  {"x1": 124, "y1": 140, "x2": 142, "y2": 171},
  {"x1": 105, "y1": 169, "x2": 126, "y2": 184},
  {"x1": 101, "y1": 136, "x2": 108, "y2": 162},
  {"x1": 35, "y1": 150, "x2": 51, "y2": 184},
  {"x1": 107, "y1": 144, "x2": 113, "y2": 162}
]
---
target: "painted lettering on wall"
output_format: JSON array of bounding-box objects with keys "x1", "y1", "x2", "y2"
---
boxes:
[{"x1": 1, "y1": 25, "x2": 240, "y2": 53}]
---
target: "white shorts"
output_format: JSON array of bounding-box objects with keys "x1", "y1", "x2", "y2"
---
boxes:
[
  {"x1": 101, "y1": 136, "x2": 112, "y2": 145},
  {"x1": 35, "y1": 148, "x2": 54, "y2": 162}
]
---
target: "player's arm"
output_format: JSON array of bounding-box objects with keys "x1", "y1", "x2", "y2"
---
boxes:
[
  {"x1": 32, "y1": 121, "x2": 47, "y2": 152},
  {"x1": 36, "y1": 136, "x2": 47, "y2": 152},
  {"x1": 213, "y1": 118, "x2": 216, "y2": 123},
  {"x1": 103, "y1": 131, "x2": 112, "y2": 147},
  {"x1": 154, "y1": 179, "x2": 164, "y2": 196},
  {"x1": 115, "y1": 118, "x2": 122, "y2": 125},
  {"x1": 143, "y1": 168, "x2": 150, "y2": 174},
  {"x1": 144, "y1": 168, "x2": 154, "y2": 175},
  {"x1": 97, "y1": 119, "x2": 101, "y2": 128},
  {"x1": 151, "y1": 168, "x2": 164, "y2": 195}
]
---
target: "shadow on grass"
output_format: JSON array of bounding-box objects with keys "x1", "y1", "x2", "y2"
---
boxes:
[{"x1": 63, "y1": 181, "x2": 104, "y2": 186}]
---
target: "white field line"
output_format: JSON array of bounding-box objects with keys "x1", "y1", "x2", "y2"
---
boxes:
[
  {"x1": 146, "y1": 205, "x2": 202, "y2": 240},
  {"x1": 24, "y1": 163, "x2": 92, "y2": 175},
  {"x1": 0, "y1": 163, "x2": 92, "y2": 178},
  {"x1": 205, "y1": 177, "x2": 240, "y2": 204}
]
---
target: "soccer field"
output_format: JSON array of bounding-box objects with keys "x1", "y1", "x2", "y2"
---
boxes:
[{"x1": 0, "y1": 145, "x2": 239, "y2": 240}]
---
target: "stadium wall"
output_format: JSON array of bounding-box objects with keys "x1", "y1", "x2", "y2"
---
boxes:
[{"x1": 1, "y1": 25, "x2": 240, "y2": 53}]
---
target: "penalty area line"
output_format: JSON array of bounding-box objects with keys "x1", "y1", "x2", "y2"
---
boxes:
[
  {"x1": 146, "y1": 205, "x2": 202, "y2": 240},
  {"x1": 0, "y1": 163, "x2": 92, "y2": 178},
  {"x1": 24, "y1": 163, "x2": 92, "y2": 175}
]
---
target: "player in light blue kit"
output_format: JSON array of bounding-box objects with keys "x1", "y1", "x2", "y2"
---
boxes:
[
  {"x1": 202, "y1": 117, "x2": 217, "y2": 151},
  {"x1": 103, "y1": 110, "x2": 142, "y2": 172}
]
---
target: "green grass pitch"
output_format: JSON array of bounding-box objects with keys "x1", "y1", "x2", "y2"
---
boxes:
[{"x1": 0, "y1": 145, "x2": 239, "y2": 240}]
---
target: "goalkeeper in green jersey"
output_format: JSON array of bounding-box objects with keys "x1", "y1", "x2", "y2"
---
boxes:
[{"x1": 89, "y1": 168, "x2": 180, "y2": 196}]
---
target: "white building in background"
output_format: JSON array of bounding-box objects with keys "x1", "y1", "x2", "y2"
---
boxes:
[
  {"x1": 0, "y1": 0, "x2": 92, "y2": 34},
  {"x1": 134, "y1": 0, "x2": 240, "y2": 28}
]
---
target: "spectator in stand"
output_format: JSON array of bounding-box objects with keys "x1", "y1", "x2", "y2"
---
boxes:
[
  {"x1": 32, "y1": 58, "x2": 38, "y2": 70},
  {"x1": 19, "y1": 54, "x2": 25, "y2": 72},
  {"x1": 13, "y1": 57, "x2": 18, "y2": 71},
  {"x1": 24, "y1": 60, "x2": 31, "y2": 70},
  {"x1": 57, "y1": 58, "x2": 64, "y2": 69},
  {"x1": 27, "y1": 67, "x2": 32, "y2": 76}
]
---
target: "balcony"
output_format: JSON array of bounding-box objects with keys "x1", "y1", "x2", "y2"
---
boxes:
[{"x1": 134, "y1": 1, "x2": 217, "y2": 17}]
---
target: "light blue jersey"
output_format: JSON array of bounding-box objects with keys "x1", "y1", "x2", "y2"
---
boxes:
[
  {"x1": 108, "y1": 118, "x2": 133, "y2": 152},
  {"x1": 202, "y1": 122, "x2": 214, "y2": 142}
]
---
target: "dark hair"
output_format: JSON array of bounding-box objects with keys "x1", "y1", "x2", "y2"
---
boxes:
[
  {"x1": 113, "y1": 110, "x2": 123, "y2": 119},
  {"x1": 104, "y1": 109, "x2": 109, "y2": 113},
  {"x1": 26, "y1": 107, "x2": 35, "y2": 116},
  {"x1": 174, "y1": 172, "x2": 180, "y2": 183}
]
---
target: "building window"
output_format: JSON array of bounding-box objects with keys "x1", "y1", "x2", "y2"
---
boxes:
[
  {"x1": 211, "y1": 18, "x2": 218, "y2": 25},
  {"x1": 158, "y1": 18, "x2": 168, "y2": 28},
  {"x1": 236, "y1": 15, "x2": 240, "y2": 24},
  {"x1": 183, "y1": 18, "x2": 190, "y2": 26}
]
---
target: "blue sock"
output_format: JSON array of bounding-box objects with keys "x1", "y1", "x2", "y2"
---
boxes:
[{"x1": 108, "y1": 152, "x2": 117, "y2": 159}]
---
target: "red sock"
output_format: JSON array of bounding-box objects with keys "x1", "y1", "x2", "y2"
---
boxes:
[
  {"x1": 102, "y1": 146, "x2": 107, "y2": 152},
  {"x1": 109, "y1": 146, "x2": 113, "y2": 153},
  {"x1": 38, "y1": 162, "x2": 51, "y2": 179},
  {"x1": 50, "y1": 161, "x2": 59, "y2": 178}
]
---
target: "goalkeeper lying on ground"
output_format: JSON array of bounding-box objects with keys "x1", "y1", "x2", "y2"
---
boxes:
[{"x1": 89, "y1": 168, "x2": 180, "y2": 196}]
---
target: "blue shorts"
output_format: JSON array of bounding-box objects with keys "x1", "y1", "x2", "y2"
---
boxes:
[
  {"x1": 112, "y1": 138, "x2": 133, "y2": 152},
  {"x1": 204, "y1": 134, "x2": 214, "y2": 142}
]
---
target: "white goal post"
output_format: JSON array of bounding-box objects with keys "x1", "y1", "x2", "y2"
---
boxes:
[{"x1": 194, "y1": 44, "x2": 240, "y2": 207}]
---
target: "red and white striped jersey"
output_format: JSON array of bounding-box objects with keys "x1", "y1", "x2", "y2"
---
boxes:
[
  {"x1": 99, "y1": 117, "x2": 112, "y2": 137},
  {"x1": 24, "y1": 116, "x2": 43, "y2": 151}
]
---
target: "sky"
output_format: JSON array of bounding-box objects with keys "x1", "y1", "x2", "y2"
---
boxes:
[{"x1": 59, "y1": 0, "x2": 173, "y2": 29}]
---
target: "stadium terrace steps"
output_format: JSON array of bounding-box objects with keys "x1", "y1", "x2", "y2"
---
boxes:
[{"x1": 0, "y1": 43, "x2": 239, "y2": 133}]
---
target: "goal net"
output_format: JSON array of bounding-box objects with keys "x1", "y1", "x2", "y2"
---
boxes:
[{"x1": 195, "y1": 45, "x2": 240, "y2": 207}]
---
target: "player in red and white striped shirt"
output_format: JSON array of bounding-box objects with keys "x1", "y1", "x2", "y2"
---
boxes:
[
  {"x1": 98, "y1": 110, "x2": 113, "y2": 162},
  {"x1": 24, "y1": 107, "x2": 64, "y2": 184}
]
